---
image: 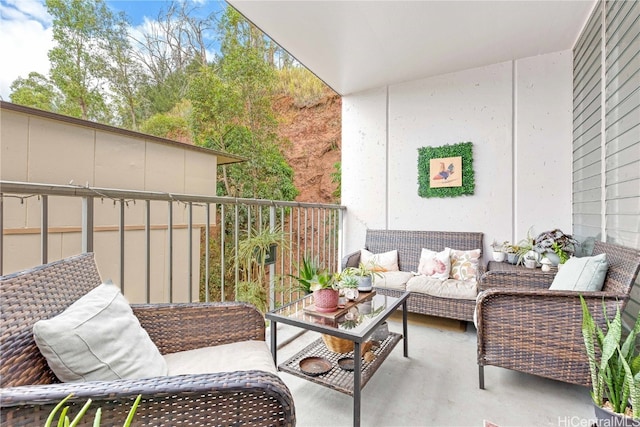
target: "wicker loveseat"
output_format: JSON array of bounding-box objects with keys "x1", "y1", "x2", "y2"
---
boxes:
[
  {"x1": 0, "y1": 253, "x2": 295, "y2": 426},
  {"x1": 342, "y1": 229, "x2": 484, "y2": 322},
  {"x1": 476, "y1": 240, "x2": 640, "y2": 388}
]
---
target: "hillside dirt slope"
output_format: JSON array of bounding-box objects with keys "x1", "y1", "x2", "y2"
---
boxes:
[{"x1": 274, "y1": 92, "x2": 341, "y2": 204}]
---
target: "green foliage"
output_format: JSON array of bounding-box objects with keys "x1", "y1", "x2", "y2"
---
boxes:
[
  {"x1": 331, "y1": 162, "x2": 341, "y2": 201},
  {"x1": 188, "y1": 7, "x2": 298, "y2": 201},
  {"x1": 9, "y1": 2, "x2": 324, "y2": 204},
  {"x1": 46, "y1": 0, "x2": 114, "y2": 122},
  {"x1": 418, "y1": 141, "x2": 475, "y2": 198},
  {"x1": 9, "y1": 72, "x2": 61, "y2": 111},
  {"x1": 46, "y1": 394, "x2": 141, "y2": 427},
  {"x1": 276, "y1": 67, "x2": 327, "y2": 108},
  {"x1": 290, "y1": 255, "x2": 322, "y2": 294},
  {"x1": 235, "y1": 226, "x2": 288, "y2": 312},
  {"x1": 140, "y1": 113, "x2": 190, "y2": 140},
  {"x1": 581, "y1": 296, "x2": 640, "y2": 418}
]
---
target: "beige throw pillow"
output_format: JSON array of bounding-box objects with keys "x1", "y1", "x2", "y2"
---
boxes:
[
  {"x1": 33, "y1": 283, "x2": 168, "y2": 382},
  {"x1": 448, "y1": 248, "x2": 481, "y2": 281},
  {"x1": 361, "y1": 248, "x2": 399, "y2": 272}
]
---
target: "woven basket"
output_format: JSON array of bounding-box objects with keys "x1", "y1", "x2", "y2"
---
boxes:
[{"x1": 321, "y1": 334, "x2": 373, "y2": 355}]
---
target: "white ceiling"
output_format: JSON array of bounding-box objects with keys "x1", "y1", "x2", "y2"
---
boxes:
[{"x1": 228, "y1": 0, "x2": 597, "y2": 95}]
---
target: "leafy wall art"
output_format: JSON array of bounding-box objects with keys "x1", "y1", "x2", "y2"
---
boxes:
[{"x1": 418, "y1": 141, "x2": 474, "y2": 198}]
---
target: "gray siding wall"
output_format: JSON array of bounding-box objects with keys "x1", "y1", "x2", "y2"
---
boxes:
[{"x1": 573, "y1": 0, "x2": 640, "y2": 327}]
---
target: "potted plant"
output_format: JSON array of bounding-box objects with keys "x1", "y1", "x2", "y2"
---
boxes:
[
  {"x1": 513, "y1": 229, "x2": 536, "y2": 266},
  {"x1": 344, "y1": 262, "x2": 382, "y2": 292},
  {"x1": 504, "y1": 243, "x2": 519, "y2": 264},
  {"x1": 235, "y1": 226, "x2": 287, "y2": 313},
  {"x1": 580, "y1": 296, "x2": 640, "y2": 426},
  {"x1": 338, "y1": 273, "x2": 360, "y2": 300},
  {"x1": 309, "y1": 270, "x2": 340, "y2": 312},
  {"x1": 290, "y1": 255, "x2": 322, "y2": 294},
  {"x1": 490, "y1": 240, "x2": 507, "y2": 262},
  {"x1": 534, "y1": 229, "x2": 579, "y2": 266}
]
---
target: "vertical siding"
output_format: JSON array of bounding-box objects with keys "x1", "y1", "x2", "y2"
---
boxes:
[
  {"x1": 574, "y1": 0, "x2": 640, "y2": 327},
  {"x1": 573, "y1": 3, "x2": 604, "y2": 244},
  {"x1": 605, "y1": 0, "x2": 640, "y2": 326}
]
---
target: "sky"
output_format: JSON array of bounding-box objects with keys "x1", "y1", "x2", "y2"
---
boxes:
[{"x1": 0, "y1": 0, "x2": 225, "y2": 100}]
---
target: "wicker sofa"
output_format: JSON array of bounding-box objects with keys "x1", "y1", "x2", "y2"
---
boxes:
[
  {"x1": 342, "y1": 229, "x2": 484, "y2": 322},
  {"x1": 0, "y1": 253, "x2": 295, "y2": 426},
  {"x1": 476, "y1": 240, "x2": 640, "y2": 388}
]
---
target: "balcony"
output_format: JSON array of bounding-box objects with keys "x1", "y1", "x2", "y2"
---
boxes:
[{"x1": 0, "y1": 180, "x2": 597, "y2": 426}]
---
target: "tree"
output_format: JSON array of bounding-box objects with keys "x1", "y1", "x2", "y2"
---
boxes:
[
  {"x1": 130, "y1": 0, "x2": 217, "y2": 118},
  {"x1": 46, "y1": 0, "x2": 116, "y2": 122},
  {"x1": 188, "y1": 7, "x2": 298, "y2": 201},
  {"x1": 103, "y1": 12, "x2": 146, "y2": 129},
  {"x1": 9, "y1": 72, "x2": 61, "y2": 112}
]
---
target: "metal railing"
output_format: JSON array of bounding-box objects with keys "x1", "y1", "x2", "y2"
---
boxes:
[{"x1": 0, "y1": 181, "x2": 345, "y2": 310}]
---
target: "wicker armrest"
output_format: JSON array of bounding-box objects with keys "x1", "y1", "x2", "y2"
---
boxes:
[
  {"x1": 477, "y1": 288, "x2": 625, "y2": 350},
  {"x1": 0, "y1": 370, "x2": 295, "y2": 426},
  {"x1": 478, "y1": 269, "x2": 555, "y2": 292},
  {"x1": 341, "y1": 250, "x2": 362, "y2": 269},
  {"x1": 132, "y1": 302, "x2": 266, "y2": 355}
]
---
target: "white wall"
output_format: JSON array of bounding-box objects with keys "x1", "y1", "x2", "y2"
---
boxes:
[{"x1": 342, "y1": 51, "x2": 573, "y2": 256}]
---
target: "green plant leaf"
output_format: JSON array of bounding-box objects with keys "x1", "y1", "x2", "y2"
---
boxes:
[
  {"x1": 69, "y1": 398, "x2": 92, "y2": 427},
  {"x1": 123, "y1": 395, "x2": 141, "y2": 427},
  {"x1": 45, "y1": 394, "x2": 73, "y2": 427},
  {"x1": 581, "y1": 296, "x2": 602, "y2": 406},
  {"x1": 93, "y1": 408, "x2": 102, "y2": 427}
]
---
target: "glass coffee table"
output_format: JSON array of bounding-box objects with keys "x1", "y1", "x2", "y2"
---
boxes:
[{"x1": 266, "y1": 291, "x2": 409, "y2": 427}]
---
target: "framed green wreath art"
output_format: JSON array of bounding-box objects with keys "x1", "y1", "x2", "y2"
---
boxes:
[{"x1": 418, "y1": 141, "x2": 474, "y2": 198}]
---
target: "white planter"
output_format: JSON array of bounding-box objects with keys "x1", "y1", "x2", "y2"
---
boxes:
[{"x1": 492, "y1": 251, "x2": 506, "y2": 262}]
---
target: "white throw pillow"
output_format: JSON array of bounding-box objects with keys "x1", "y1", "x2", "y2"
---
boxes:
[
  {"x1": 33, "y1": 283, "x2": 168, "y2": 382},
  {"x1": 361, "y1": 248, "x2": 399, "y2": 272},
  {"x1": 549, "y1": 253, "x2": 608, "y2": 292},
  {"x1": 417, "y1": 248, "x2": 451, "y2": 280}
]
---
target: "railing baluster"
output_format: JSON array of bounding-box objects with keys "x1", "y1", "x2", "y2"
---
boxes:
[
  {"x1": 269, "y1": 205, "x2": 276, "y2": 311},
  {"x1": 205, "y1": 203, "x2": 211, "y2": 303},
  {"x1": 82, "y1": 196, "x2": 94, "y2": 253},
  {"x1": 220, "y1": 203, "x2": 225, "y2": 303},
  {"x1": 119, "y1": 199, "x2": 125, "y2": 292},
  {"x1": 234, "y1": 204, "x2": 240, "y2": 301},
  {"x1": 0, "y1": 193, "x2": 3, "y2": 275},
  {"x1": 187, "y1": 202, "x2": 193, "y2": 303},
  {"x1": 145, "y1": 200, "x2": 151, "y2": 303},
  {"x1": 41, "y1": 195, "x2": 48, "y2": 264},
  {"x1": 168, "y1": 201, "x2": 173, "y2": 303}
]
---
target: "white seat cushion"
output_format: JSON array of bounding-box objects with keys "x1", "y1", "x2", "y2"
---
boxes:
[
  {"x1": 373, "y1": 271, "x2": 414, "y2": 290},
  {"x1": 164, "y1": 340, "x2": 277, "y2": 376},
  {"x1": 406, "y1": 275, "x2": 477, "y2": 300}
]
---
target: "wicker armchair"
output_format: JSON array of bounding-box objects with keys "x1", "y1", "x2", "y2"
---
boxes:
[
  {"x1": 476, "y1": 241, "x2": 640, "y2": 389},
  {"x1": 0, "y1": 253, "x2": 296, "y2": 426}
]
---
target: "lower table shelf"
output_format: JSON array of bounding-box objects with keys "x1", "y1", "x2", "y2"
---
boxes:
[{"x1": 278, "y1": 332, "x2": 402, "y2": 396}]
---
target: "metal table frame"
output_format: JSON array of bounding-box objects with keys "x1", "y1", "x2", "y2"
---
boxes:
[{"x1": 266, "y1": 291, "x2": 409, "y2": 427}]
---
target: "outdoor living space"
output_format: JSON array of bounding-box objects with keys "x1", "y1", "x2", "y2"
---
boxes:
[
  {"x1": 1, "y1": 0, "x2": 639, "y2": 426},
  {"x1": 273, "y1": 315, "x2": 595, "y2": 427}
]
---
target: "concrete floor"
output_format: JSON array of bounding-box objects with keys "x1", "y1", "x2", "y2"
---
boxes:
[{"x1": 272, "y1": 313, "x2": 596, "y2": 427}]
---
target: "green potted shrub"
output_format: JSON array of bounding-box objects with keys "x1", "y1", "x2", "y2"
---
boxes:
[
  {"x1": 534, "y1": 229, "x2": 579, "y2": 266},
  {"x1": 344, "y1": 262, "x2": 382, "y2": 292},
  {"x1": 580, "y1": 296, "x2": 640, "y2": 425},
  {"x1": 290, "y1": 255, "x2": 322, "y2": 294}
]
